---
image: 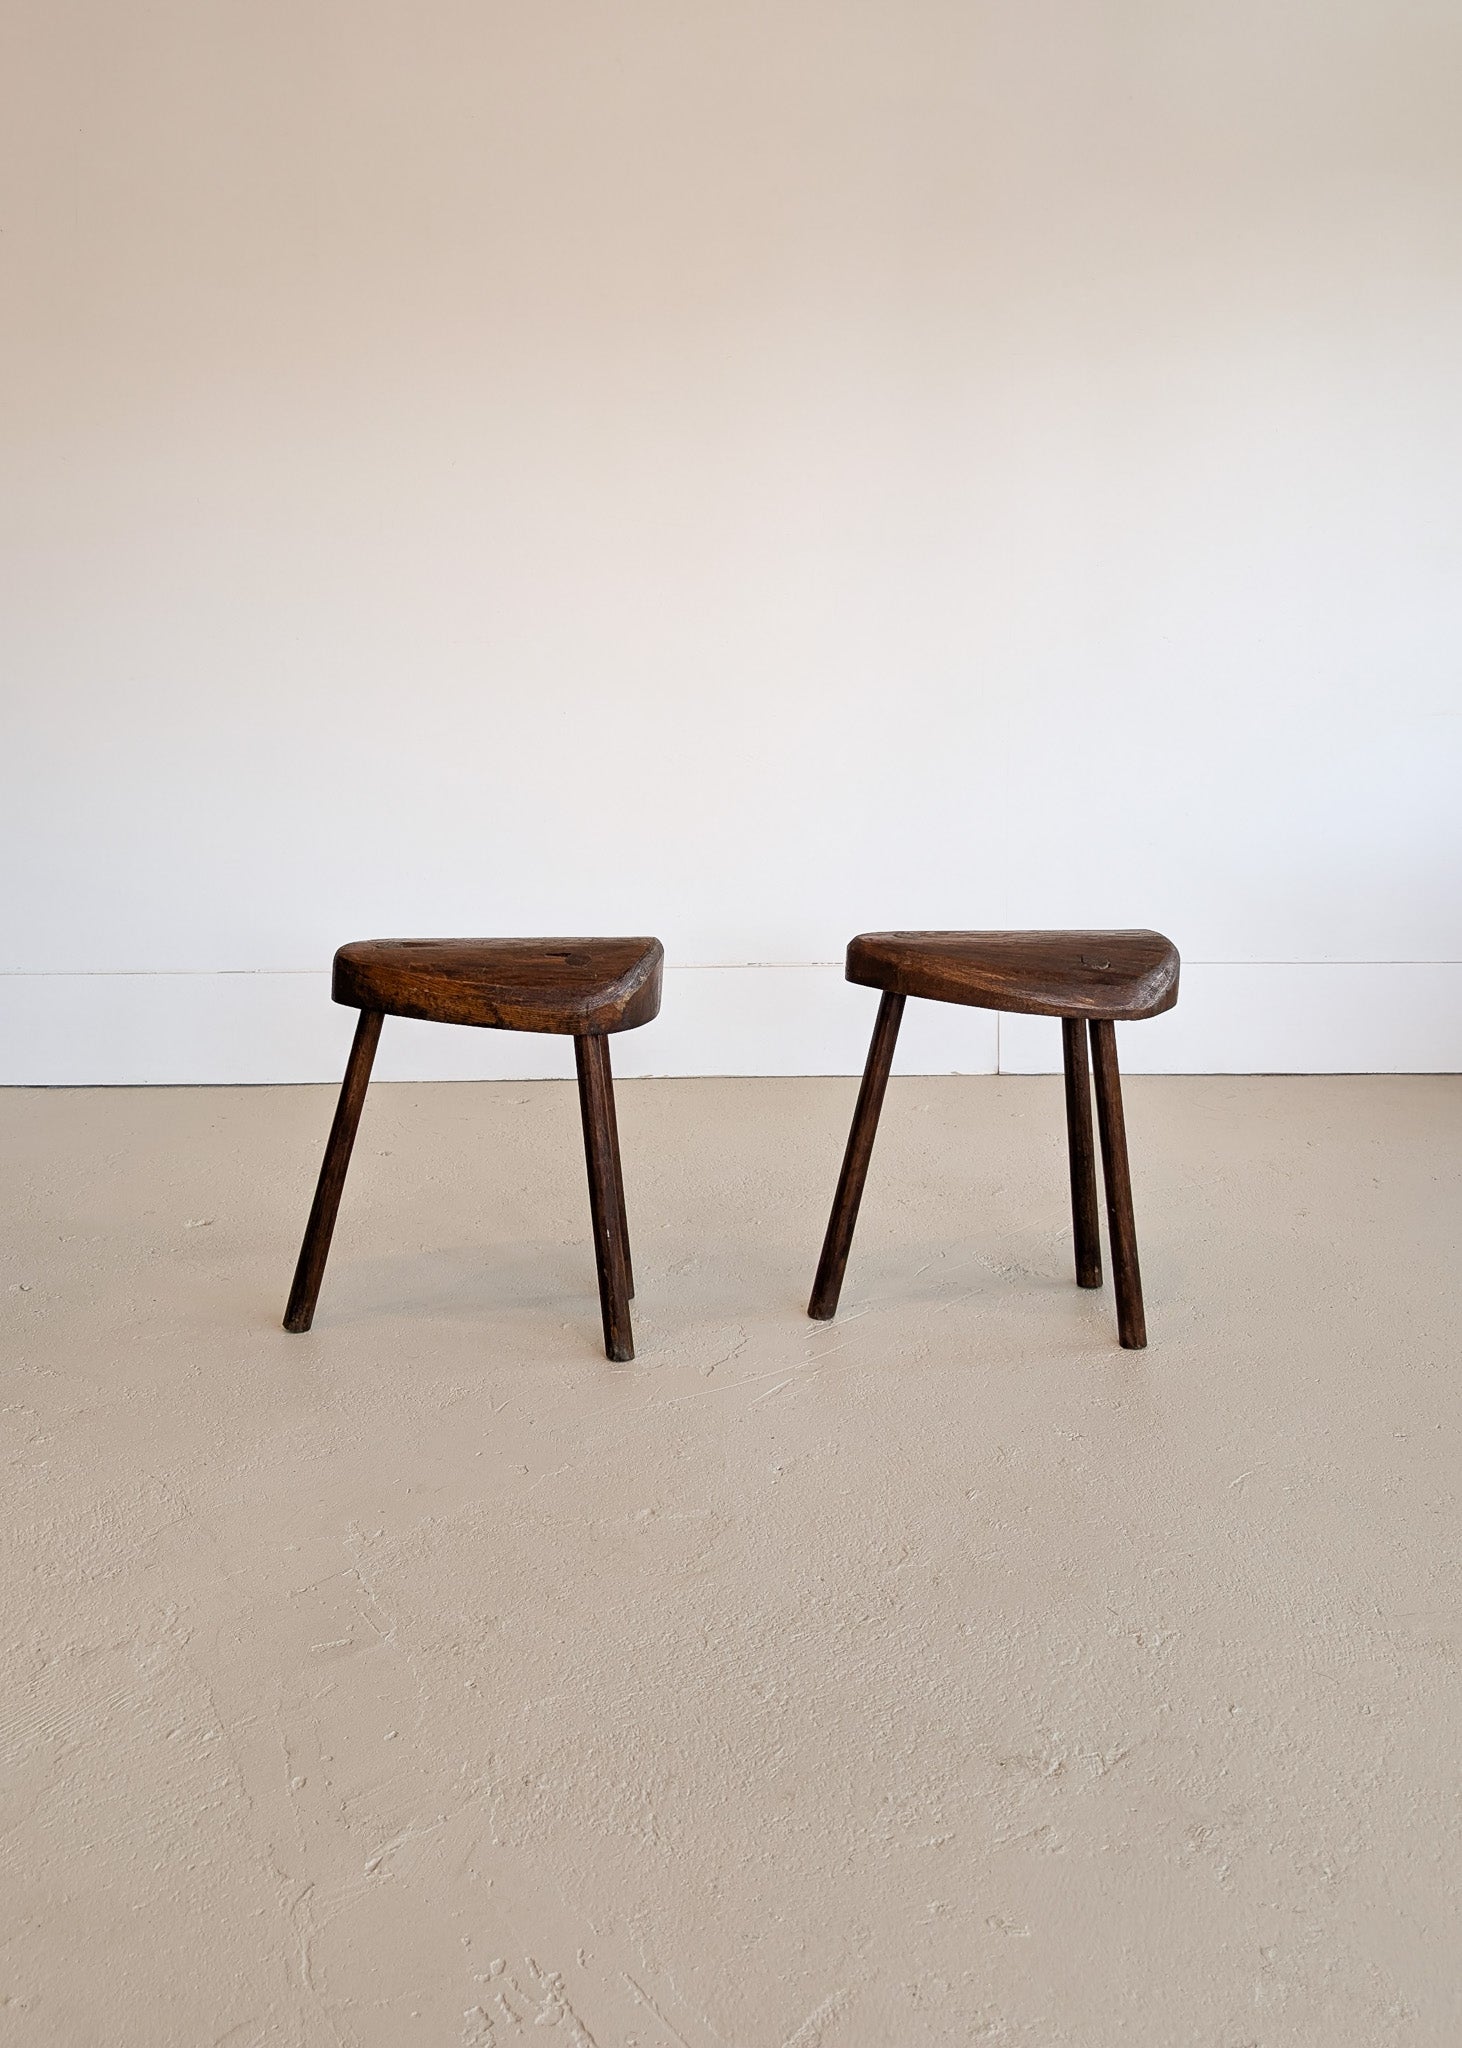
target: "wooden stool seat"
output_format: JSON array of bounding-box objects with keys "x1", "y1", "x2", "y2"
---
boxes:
[
  {"x1": 333, "y1": 936, "x2": 663, "y2": 1035},
  {"x1": 285, "y1": 935, "x2": 663, "y2": 1361},
  {"x1": 846, "y1": 929, "x2": 1179, "y2": 1021},
  {"x1": 810, "y1": 927, "x2": 1180, "y2": 1349}
]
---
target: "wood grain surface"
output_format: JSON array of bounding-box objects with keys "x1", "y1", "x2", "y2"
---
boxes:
[
  {"x1": 845, "y1": 929, "x2": 1178, "y2": 1020},
  {"x1": 332, "y1": 937, "x2": 664, "y2": 1035}
]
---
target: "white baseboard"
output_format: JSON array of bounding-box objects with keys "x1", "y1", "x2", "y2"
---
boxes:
[
  {"x1": 0, "y1": 961, "x2": 1456, "y2": 1085},
  {"x1": 0, "y1": 966, "x2": 995, "y2": 1086}
]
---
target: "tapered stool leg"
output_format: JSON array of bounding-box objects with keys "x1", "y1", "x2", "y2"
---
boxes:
[
  {"x1": 284, "y1": 1008, "x2": 384, "y2": 1332},
  {"x1": 1061, "y1": 1017, "x2": 1102, "y2": 1289},
  {"x1": 575, "y1": 1033, "x2": 634, "y2": 1362},
  {"x1": 808, "y1": 991, "x2": 906, "y2": 1320},
  {"x1": 1088, "y1": 1019, "x2": 1146, "y2": 1348},
  {"x1": 600, "y1": 1055, "x2": 634, "y2": 1300}
]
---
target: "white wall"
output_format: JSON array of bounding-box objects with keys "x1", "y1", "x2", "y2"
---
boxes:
[{"x1": 4, "y1": 0, "x2": 1460, "y2": 1082}]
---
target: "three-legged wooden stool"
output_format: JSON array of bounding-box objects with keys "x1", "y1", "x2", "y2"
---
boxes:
[
  {"x1": 808, "y1": 930, "x2": 1179, "y2": 1347},
  {"x1": 284, "y1": 937, "x2": 663, "y2": 1361}
]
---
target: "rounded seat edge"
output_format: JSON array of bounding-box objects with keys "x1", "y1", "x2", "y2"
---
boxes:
[
  {"x1": 330, "y1": 936, "x2": 665, "y2": 1035},
  {"x1": 845, "y1": 929, "x2": 1180, "y2": 1022}
]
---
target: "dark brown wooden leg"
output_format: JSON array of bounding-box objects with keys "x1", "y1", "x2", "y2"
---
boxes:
[
  {"x1": 1061, "y1": 1017, "x2": 1102, "y2": 1289},
  {"x1": 600, "y1": 1053, "x2": 633, "y2": 1300},
  {"x1": 1089, "y1": 1019, "x2": 1147, "y2": 1348},
  {"x1": 575, "y1": 1032, "x2": 634, "y2": 1362},
  {"x1": 808, "y1": 991, "x2": 905, "y2": 1321},
  {"x1": 284, "y1": 1008, "x2": 383, "y2": 1332}
]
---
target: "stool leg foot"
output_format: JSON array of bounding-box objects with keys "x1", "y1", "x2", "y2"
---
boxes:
[
  {"x1": 1089, "y1": 1019, "x2": 1147, "y2": 1348},
  {"x1": 808, "y1": 991, "x2": 905, "y2": 1321},
  {"x1": 1062, "y1": 1017, "x2": 1103, "y2": 1289},
  {"x1": 576, "y1": 1033, "x2": 635, "y2": 1362},
  {"x1": 284, "y1": 1008, "x2": 383, "y2": 1332}
]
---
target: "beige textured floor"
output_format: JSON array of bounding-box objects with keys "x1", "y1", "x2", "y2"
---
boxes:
[{"x1": 2, "y1": 1075, "x2": 1459, "y2": 2046}]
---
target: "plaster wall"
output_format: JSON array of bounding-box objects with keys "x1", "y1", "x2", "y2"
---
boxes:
[{"x1": 4, "y1": 1, "x2": 1461, "y2": 1079}]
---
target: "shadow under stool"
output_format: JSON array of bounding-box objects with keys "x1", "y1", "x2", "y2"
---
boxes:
[
  {"x1": 808, "y1": 930, "x2": 1180, "y2": 1348},
  {"x1": 284, "y1": 936, "x2": 663, "y2": 1361}
]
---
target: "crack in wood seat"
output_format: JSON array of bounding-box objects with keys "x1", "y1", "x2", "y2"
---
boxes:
[
  {"x1": 332, "y1": 936, "x2": 664, "y2": 1035},
  {"x1": 846, "y1": 929, "x2": 1179, "y2": 1021}
]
